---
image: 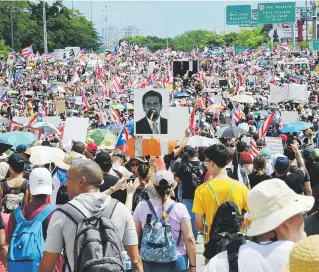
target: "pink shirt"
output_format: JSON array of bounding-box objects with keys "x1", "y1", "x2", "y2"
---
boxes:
[{"x1": 133, "y1": 198, "x2": 190, "y2": 256}]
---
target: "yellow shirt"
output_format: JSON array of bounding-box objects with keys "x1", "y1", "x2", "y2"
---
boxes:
[{"x1": 192, "y1": 178, "x2": 249, "y2": 243}]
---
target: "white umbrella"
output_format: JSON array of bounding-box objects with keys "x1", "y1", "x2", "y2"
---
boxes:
[
  {"x1": 187, "y1": 136, "x2": 220, "y2": 147},
  {"x1": 32, "y1": 122, "x2": 60, "y2": 134},
  {"x1": 30, "y1": 146, "x2": 65, "y2": 165},
  {"x1": 238, "y1": 122, "x2": 249, "y2": 132},
  {"x1": 230, "y1": 94, "x2": 256, "y2": 104}
]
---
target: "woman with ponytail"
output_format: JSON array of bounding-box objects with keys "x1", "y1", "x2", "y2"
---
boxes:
[
  {"x1": 248, "y1": 156, "x2": 272, "y2": 189},
  {"x1": 133, "y1": 170, "x2": 196, "y2": 272}
]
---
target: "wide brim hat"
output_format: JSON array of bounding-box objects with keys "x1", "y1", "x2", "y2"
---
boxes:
[{"x1": 246, "y1": 179, "x2": 314, "y2": 237}]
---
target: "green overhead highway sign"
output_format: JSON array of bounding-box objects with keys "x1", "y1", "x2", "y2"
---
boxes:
[
  {"x1": 258, "y1": 2, "x2": 296, "y2": 24},
  {"x1": 239, "y1": 8, "x2": 263, "y2": 27},
  {"x1": 312, "y1": 39, "x2": 319, "y2": 50},
  {"x1": 226, "y1": 5, "x2": 252, "y2": 25}
]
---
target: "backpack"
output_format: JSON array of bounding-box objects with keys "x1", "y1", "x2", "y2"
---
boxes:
[
  {"x1": 187, "y1": 162, "x2": 205, "y2": 189},
  {"x1": 56, "y1": 185, "x2": 69, "y2": 205},
  {"x1": 7, "y1": 204, "x2": 55, "y2": 272},
  {"x1": 2, "y1": 179, "x2": 27, "y2": 214},
  {"x1": 140, "y1": 200, "x2": 181, "y2": 263},
  {"x1": 204, "y1": 181, "x2": 246, "y2": 261},
  {"x1": 56, "y1": 198, "x2": 125, "y2": 272}
]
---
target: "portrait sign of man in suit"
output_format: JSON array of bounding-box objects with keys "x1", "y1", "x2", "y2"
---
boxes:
[{"x1": 135, "y1": 90, "x2": 168, "y2": 134}]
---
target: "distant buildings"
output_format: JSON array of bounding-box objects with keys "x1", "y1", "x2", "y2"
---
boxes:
[{"x1": 102, "y1": 25, "x2": 143, "y2": 44}]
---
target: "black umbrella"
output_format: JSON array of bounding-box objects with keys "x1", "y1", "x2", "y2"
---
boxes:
[
  {"x1": 0, "y1": 141, "x2": 12, "y2": 155},
  {"x1": 214, "y1": 125, "x2": 247, "y2": 138}
]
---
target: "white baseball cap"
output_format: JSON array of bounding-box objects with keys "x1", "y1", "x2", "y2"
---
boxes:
[
  {"x1": 246, "y1": 178, "x2": 314, "y2": 237},
  {"x1": 29, "y1": 168, "x2": 53, "y2": 196},
  {"x1": 153, "y1": 170, "x2": 175, "y2": 186}
]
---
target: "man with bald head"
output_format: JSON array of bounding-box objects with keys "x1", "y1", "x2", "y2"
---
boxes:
[{"x1": 39, "y1": 161, "x2": 142, "y2": 272}]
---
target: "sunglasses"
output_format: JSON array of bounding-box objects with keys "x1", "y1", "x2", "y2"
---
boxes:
[{"x1": 131, "y1": 163, "x2": 140, "y2": 167}]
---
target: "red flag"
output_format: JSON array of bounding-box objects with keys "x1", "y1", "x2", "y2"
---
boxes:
[
  {"x1": 256, "y1": 111, "x2": 275, "y2": 138},
  {"x1": 96, "y1": 61, "x2": 101, "y2": 79},
  {"x1": 190, "y1": 108, "x2": 196, "y2": 129}
]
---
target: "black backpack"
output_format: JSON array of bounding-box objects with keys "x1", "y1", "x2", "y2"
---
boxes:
[
  {"x1": 56, "y1": 199, "x2": 125, "y2": 272},
  {"x1": 204, "y1": 181, "x2": 247, "y2": 267},
  {"x1": 186, "y1": 161, "x2": 205, "y2": 189}
]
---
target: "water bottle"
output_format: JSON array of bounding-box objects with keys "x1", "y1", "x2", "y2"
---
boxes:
[{"x1": 122, "y1": 251, "x2": 132, "y2": 271}]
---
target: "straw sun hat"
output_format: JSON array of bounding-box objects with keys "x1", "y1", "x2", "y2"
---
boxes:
[{"x1": 281, "y1": 235, "x2": 319, "y2": 272}]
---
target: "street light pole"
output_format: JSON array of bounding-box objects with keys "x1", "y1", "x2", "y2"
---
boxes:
[
  {"x1": 10, "y1": 8, "x2": 14, "y2": 49},
  {"x1": 165, "y1": 14, "x2": 168, "y2": 49},
  {"x1": 43, "y1": 0, "x2": 48, "y2": 54},
  {"x1": 91, "y1": 0, "x2": 93, "y2": 23},
  {"x1": 105, "y1": 5, "x2": 108, "y2": 47}
]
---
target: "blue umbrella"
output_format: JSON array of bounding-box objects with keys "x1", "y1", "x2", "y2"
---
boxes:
[
  {"x1": 174, "y1": 92, "x2": 189, "y2": 98},
  {"x1": 0, "y1": 131, "x2": 37, "y2": 148},
  {"x1": 12, "y1": 72, "x2": 25, "y2": 78},
  {"x1": 281, "y1": 122, "x2": 312, "y2": 133}
]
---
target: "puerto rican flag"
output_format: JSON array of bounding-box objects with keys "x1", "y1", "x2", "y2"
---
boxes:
[
  {"x1": 82, "y1": 94, "x2": 90, "y2": 111},
  {"x1": 71, "y1": 71, "x2": 80, "y2": 85},
  {"x1": 152, "y1": 73, "x2": 159, "y2": 82},
  {"x1": 146, "y1": 74, "x2": 153, "y2": 86},
  {"x1": 29, "y1": 113, "x2": 40, "y2": 125},
  {"x1": 250, "y1": 138, "x2": 259, "y2": 158},
  {"x1": 198, "y1": 71, "x2": 205, "y2": 81},
  {"x1": 96, "y1": 61, "x2": 101, "y2": 79},
  {"x1": 242, "y1": 48, "x2": 253, "y2": 56},
  {"x1": 113, "y1": 76, "x2": 122, "y2": 93},
  {"x1": 0, "y1": 99, "x2": 8, "y2": 105},
  {"x1": 115, "y1": 126, "x2": 129, "y2": 152},
  {"x1": 78, "y1": 48, "x2": 87, "y2": 57},
  {"x1": 21, "y1": 45, "x2": 33, "y2": 58},
  {"x1": 231, "y1": 107, "x2": 241, "y2": 124},
  {"x1": 193, "y1": 47, "x2": 199, "y2": 57},
  {"x1": 256, "y1": 111, "x2": 275, "y2": 138},
  {"x1": 109, "y1": 107, "x2": 121, "y2": 123},
  {"x1": 0, "y1": 91, "x2": 8, "y2": 101}
]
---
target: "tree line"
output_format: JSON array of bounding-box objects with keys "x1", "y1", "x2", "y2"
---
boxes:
[
  {"x1": 124, "y1": 26, "x2": 272, "y2": 52},
  {"x1": 0, "y1": 0, "x2": 99, "y2": 55}
]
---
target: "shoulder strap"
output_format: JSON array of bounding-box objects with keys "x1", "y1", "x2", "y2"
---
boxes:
[
  {"x1": 166, "y1": 202, "x2": 176, "y2": 215},
  {"x1": 226, "y1": 181, "x2": 236, "y2": 202},
  {"x1": 146, "y1": 200, "x2": 158, "y2": 220},
  {"x1": 33, "y1": 204, "x2": 55, "y2": 223},
  {"x1": 55, "y1": 202, "x2": 87, "y2": 225},
  {"x1": 101, "y1": 198, "x2": 118, "y2": 219},
  {"x1": 13, "y1": 207, "x2": 25, "y2": 224},
  {"x1": 207, "y1": 182, "x2": 220, "y2": 206},
  {"x1": 227, "y1": 237, "x2": 244, "y2": 272}
]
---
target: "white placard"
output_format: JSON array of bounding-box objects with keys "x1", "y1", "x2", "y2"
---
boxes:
[
  {"x1": 281, "y1": 111, "x2": 298, "y2": 125},
  {"x1": 75, "y1": 96, "x2": 82, "y2": 105},
  {"x1": 134, "y1": 89, "x2": 169, "y2": 136},
  {"x1": 62, "y1": 117, "x2": 89, "y2": 146},
  {"x1": 44, "y1": 116, "x2": 62, "y2": 128}
]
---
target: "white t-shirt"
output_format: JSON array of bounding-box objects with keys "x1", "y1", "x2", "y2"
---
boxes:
[{"x1": 204, "y1": 241, "x2": 295, "y2": 272}]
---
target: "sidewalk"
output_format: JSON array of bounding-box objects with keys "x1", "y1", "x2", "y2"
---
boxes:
[{"x1": 196, "y1": 236, "x2": 205, "y2": 271}]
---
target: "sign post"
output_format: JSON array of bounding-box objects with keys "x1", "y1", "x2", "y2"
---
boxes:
[
  {"x1": 312, "y1": 39, "x2": 319, "y2": 50},
  {"x1": 226, "y1": 5, "x2": 252, "y2": 25},
  {"x1": 258, "y1": 2, "x2": 296, "y2": 24}
]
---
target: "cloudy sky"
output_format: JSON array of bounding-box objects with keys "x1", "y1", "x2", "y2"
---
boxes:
[{"x1": 53, "y1": 1, "x2": 310, "y2": 38}]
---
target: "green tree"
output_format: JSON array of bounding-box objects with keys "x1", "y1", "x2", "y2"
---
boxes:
[
  {"x1": 235, "y1": 27, "x2": 267, "y2": 48},
  {"x1": 0, "y1": 0, "x2": 99, "y2": 52},
  {"x1": 223, "y1": 32, "x2": 239, "y2": 46},
  {"x1": 0, "y1": 39, "x2": 9, "y2": 58}
]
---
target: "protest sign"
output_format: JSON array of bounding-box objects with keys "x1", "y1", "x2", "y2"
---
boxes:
[
  {"x1": 265, "y1": 137, "x2": 284, "y2": 154},
  {"x1": 75, "y1": 96, "x2": 82, "y2": 105},
  {"x1": 13, "y1": 117, "x2": 29, "y2": 125},
  {"x1": 62, "y1": 117, "x2": 89, "y2": 146},
  {"x1": 134, "y1": 89, "x2": 169, "y2": 136},
  {"x1": 281, "y1": 111, "x2": 298, "y2": 125},
  {"x1": 56, "y1": 100, "x2": 66, "y2": 114},
  {"x1": 44, "y1": 116, "x2": 62, "y2": 129}
]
